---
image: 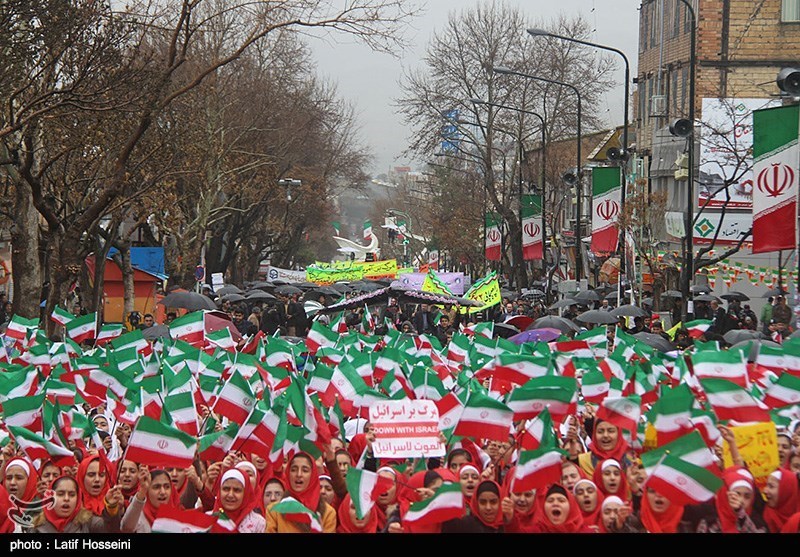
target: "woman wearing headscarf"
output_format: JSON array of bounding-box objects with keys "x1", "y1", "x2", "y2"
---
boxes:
[
  {"x1": 116, "y1": 459, "x2": 140, "y2": 505},
  {"x1": 210, "y1": 468, "x2": 265, "y2": 533},
  {"x1": 592, "y1": 459, "x2": 631, "y2": 503},
  {"x1": 337, "y1": 493, "x2": 379, "y2": 533},
  {"x1": 441, "y1": 478, "x2": 505, "y2": 533},
  {"x1": 29, "y1": 475, "x2": 122, "y2": 533},
  {"x1": 2, "y1": 457, "x2": 40, "y2": 532},
  {"x1": 639, "y1": 486, "x2": 684, "y2": 533},
  {"x1": 265, "y1": 452, "x2": 337, "y2": 533},
  {"x1": 374, "y1": 466, "x2": 417, "y2": 532},
  {"x1": 763, "y1": 468, "x2": 799, "y2": 533},
  {"x1": 38, "y1": 460, "x2": 61, "y2": 493},
  {"x1": 261, "y1": 477, "x2": 286, "y2": 515},
  {"x1": 576, "y1": 419, "x2": 631, "y2": 476},
  {"x1": 457, "y1": 464, "x2": 481, "y2": 505},
  {"x1": 561, "y1": 459, "x2": 588, "y2": 492},
  {"x1": 530, "y1": 484, "x2": 591, "y2": 533},
  {"x1": 500, "y1": 466, "x2": 537, "y2": 533},
  {"x1": 574, "y1": 478, "x2": 605, "y2": 528},
  {"x1": 76, "y1": 454, "x2": 115, "y2": 517},
  {"x1": 121, "y1": 468, "x2": 179, "y2": 533},
  {"x1": 712, "y1": 466, "x2": 767, "y2": 533},
  {"x1": 167, "y1": 464, "x2": 206, "y2": 510}
]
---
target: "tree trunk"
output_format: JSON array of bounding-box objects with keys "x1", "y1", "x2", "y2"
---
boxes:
[
  {"x1": 121, "y1": 244, "x2": 135, "y2": 322},
  {"x1": 11, "y1": 183, "x2": 42, "y2": 319}
]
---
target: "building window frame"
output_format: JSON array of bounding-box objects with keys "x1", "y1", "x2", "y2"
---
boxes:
[{"x1": 782, "y1": 0, "x2": 800, "y2": 22}]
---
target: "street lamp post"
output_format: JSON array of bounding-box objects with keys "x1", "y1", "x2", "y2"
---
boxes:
[
  {"x1": 527, "y1": 29, "x2": 630, "y2": 303},
  {"x1": 493, "y1": 66, "x2": 584, "y2": 284},
  {"x1": 387, "y1": 209, "x2": 413, "y2": 267},
  {"x1": 469, "y1": 98, "x2": 548, "y2": 272}
]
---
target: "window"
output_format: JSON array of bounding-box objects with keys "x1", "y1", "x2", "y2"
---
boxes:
[
  {"x1": 783, "y1": 0, "x2": 800, "y2": 22},
  {"x1": 681, "y1": 67, "x2": 688, "y2": 114},
  {"x1": 672, "y1": 69, "x2": 679, "y2": 112},
  {"x1": 650, "y1": 2, "x2": 658, "y2": 48},
  {"x1": 639, "y1": 76, "x2": 647, "y2": 122},
  {"x1": 640, "y1": 5, "x2": 648, "y2": 52},
  {"x1": 673, "y1": 2, "x2": 681, "y2": 38}
]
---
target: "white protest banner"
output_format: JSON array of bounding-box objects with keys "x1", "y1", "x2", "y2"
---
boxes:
[
  {"x1": 265, "y1": 265, "x2": 307, "y2": 283},
  {"x1": 369, "y1": 400, "x2": 445, "y2": 459}
]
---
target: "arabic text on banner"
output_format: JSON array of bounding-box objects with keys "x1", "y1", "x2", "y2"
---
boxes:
[
  {"x1": 721, "y1": 421, "x2": 779, "y2": 490},
  {"x1": 369, "y1": 400, "x2": 445, "y2": 458}
]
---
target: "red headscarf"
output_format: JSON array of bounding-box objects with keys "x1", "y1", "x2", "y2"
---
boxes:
[
  {"x1": 213, "y1": 469, "x2": 259, "y2": 531},
  {"x1": 285, "y1": 452, "x2": 321, "y2": 512},
  {"x1": 780, "y1": 511, "x2": 800, "y2": 533},
  {"x1": 76, "y1": 454, "x2": 111, "y2": 516},
  {"x1": 531, "y1": 483, "x2": 586, "y2": 533},
  {"x1": 763, "y1": 468, "x2": 799, "y2": 533},
  {"x1": 374, "y1": 466, "x2": 417, "y2": 531},
  {"x1": 143, "y1": 470, "x2": 180, "y2": 526},
  {"x1": 500, "y1": 466, "x2": 537, "y2": 533},
  {"x1": 2, "y1": 456, "x2": 40, "y2": 504},
  {"x1": 592, "y1": 459, "x2": 630, "y2": 502},
  {"x1": 639, "y1": 488, "x2": 684, "y2": 533},
  {"x1": 715, "y1": 466, "x2": 756, "y2": 533},
  {"x1": 337, "y1": 493, "x2": 378, "y2": 533},
  {"x1": 0, "y1": 485, "x2": 14, "y2": 533},
  {"x1": 259, "y1": 476, "x2": 286, "y2": 515},
  {"x1": 347, "y1": 434, "x2": 368, "y2": 465},
  {"x1": 590, "y1": 419, "x2": 629, "y2": 462},
  {"x1": 115, "y1": 459, "x2": 140, "y2": 503},
  {"x1": 43, "y1": 476, "x2": 82, "y2": 532},
  {"x1": 457, "y1": 463, "x2": 481, "y2": 504},
  {"x1": 469, "y1": 479, "x2": 505, "y2": 529},
  {"x1": 573, "y1": 478, "x2": 605, "y2": 527}
]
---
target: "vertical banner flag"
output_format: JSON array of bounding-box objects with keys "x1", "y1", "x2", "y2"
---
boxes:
[
  {"x1": 591, "y1": 166, "x2": 622, "y2": 255},
  {"x1": 485, "y1": 212, "x2": 502, "y2": 261},
  {"x1": 363, "y1": 220, "x2": 372, "y2": 242},
  {"x1": 428, "y1": 250, "x2": 440, "y2": 270},
  {"x1": 752, "y1": 104, "x2": 798, "y2": 253},
  {"x1": 332, "y1": 221, "x2": 341, "y2": 235},
  {"x1": 521, "y1": 194, "x2": 543, "y2": 260}
]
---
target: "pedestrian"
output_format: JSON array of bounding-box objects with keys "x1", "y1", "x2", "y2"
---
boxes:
[
  {"x1": 763, "y1": 468, "x2": 799, "y2": 532},
  {"x1": 121, "y1": 468, "x2": 178, "y2": 533},
  {"x1": 265, "y1": 452, "x2": 337, "y2": 533},
  {"x1": 761, "y1": 297, "x2": 774, "y2": 334},
  {"x1": 209, "y1": 469, "x2": 265, "y2": 533},
  {"x1": 530, "y1": 483, "x2": 590, "y2": 533},
  {"x1": 441, "y1": 478, "x2": 505, "y2": 533},
  {"x1": 772, "y1": 296, "x2": 792, "y2": 326},
  {"x1": 29, "y1": 475, "x2": 121, "y2": 533}
]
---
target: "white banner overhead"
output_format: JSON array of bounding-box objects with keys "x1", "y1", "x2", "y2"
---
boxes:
[{"x1": 265, "y1": 265, "x2": 306, "y2": 283}]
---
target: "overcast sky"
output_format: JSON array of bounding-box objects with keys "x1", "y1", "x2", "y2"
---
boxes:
[{"x1": 308, "y1": 0, "x2": 641, "y2": 176}]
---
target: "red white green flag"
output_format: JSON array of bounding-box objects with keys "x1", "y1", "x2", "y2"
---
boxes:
[
  {"x1": 212, "y1": 370, "x2": 256, "y2": 425},
  {"x1": 402, "y1": 482, "x2": 464, "y2": 527},
  {"x1": 761, "y1": 372, "x2": 800, "y2": 408},
  {"x1": 700, "y1": 378, "x2": 770, "y2": 423},
  {"x1": 506, "y1": 375, "x2": 577, "y2": 423},
  {"x1": 8, "y1": 426, "x2": 76, "y2": 468},
  {"x1": 453, "y1": 389, "x2": 513, "y2": 441},
  {"x1": 485, "y1": 212, "x2": 502, "y2": 261},
  {"x1": 513, "y1": 438, "x2": 566, "y2": 492},
  {"x1": 684, "y1": 319, "x2": 712, "y2": 339},
  {"x1": 752, "y1": 104, "x2": 798, "y2": 253},
  {"x1": 152, "y1": 505, "x2": 217, "y2": 533},
  {"x1": 65, "y1": 312, "x2": 98, "y2": 344},
  {"x1": 95, "y1": 324, "x2": 124, "y2": 347},
  {"x1": 345, "y1": 468, "x2": 395, "y2": 520},
  {"x1": 642, "y1": 431, "x2": 719, "y2": 475},
  {"x1": 4, "y1": 315, "x2": 39, "y2": 345},
  {"x1": 169, "y1": 312, "x2": 205, "y2": 345},
  {"x1": 597, "y1": 394, "x2": 641, "y2": 432},
  {"x1": 125, "y1": 416, "x2": 198, "y2": 469},
  {"x1": 521, "y1": 193, "x2": 543, "y2": 260},
  {"x1": 305, "y1": 320, "x2": 339, "y2": 356},
  {"x1": 590, "y1": 166, "x2": 621, "y2": 255},
  {"x1": 270, "y1": 497, "x2": 323, "y2": 532},
  {"x1": 50, "y1": 306, "x2": 74, "y2": 327},
  {"x1": 691, "y1": 349, "x2": 749, "y2": 388},
  {"x1": 646, "y1": 384, "x2": 696, "y2": 447},
  {"x1": 642, "y1": 453, "x2": 723, "y2": 506}
]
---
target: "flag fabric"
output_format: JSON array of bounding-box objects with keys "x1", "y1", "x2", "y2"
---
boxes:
[
  {"x1": 684, "y1": 319, "x2": 712, "y2": 339},
  {"x1": 590, "y1": 166, "x2": 621, "y2": 255},
  {"x1": 8, "y1": 426, "x2": 76, "y2": 468},
  {"x1": 453, "y1": 390, "x2": 513, "y2": 441},
  {"x1": 305, "y1": 321, "x2": 339, "y2": 356},
  {"x1": 345, "y1": 468, "x2": 395, "y2": 520},
  {"x1": 435, "y1": 391, "x2": 464, "y2": 433},
  {"x1": 485, "y1": 212, "x2": 502, "y2": 261},
  {"x1": 752, "y1": 104, "x2": 798, "y2": 253},
  {"x1": 581, "y1": 369, "x2": 610, "y2": 404},
  {"x1": 65, "y1": 312, "x2": 97, "y2": 344},
  {"x1": 757, "y1": 344, "x2": 800, "y2": 375},
  {"x1": 51, "y1": 306, "x2": 74, "y2": 327},
  {"x1": 169, "y1": 312, "x2": 205, "y2": 345},
  {"x1": 269, "y1": 497, "x2": 323, "y2": 533},
  {"x1": 700, "y1": 378, "x2": 770, "y2": 423},
  {"x1": 521, "y1": 193, "x2": 543, "y2": 260},
  {"x1": 513, "y1": 441, "x2": 567, "y2": 492},
  {"x1": 642, "y1": 431, "x2": 719, "y2": 474},
  {"x1": 151, "y1": 505, "x2": 217, "y2": 533},
  {"x1": 95, "y1": 324, "x2": 124, "y2": 346},
  {"x1": 647, "y1": 384, "x2": 696, "y2": 447},
  {"x1": 110, "y1": 329, "x2": 151, "y2": 355},
  {"x1": 402, "y1": 482, "x2": 464, "y2": 527},
  {"x1": 691, "y1": 349, "x2": 749, "y2": 388},
  {"x1": 506, "y1": 376, "x2": 577, "y2": 423},
  {"x1": 4, "y1": 315, "x2": 39, "y2": 344},
  {"x1": 597, "y1": 394, "x2": 642, "y2": 432},
  {"x1": 761, "y1": 372, "x2": 800, "y2": 408},
  {"x1": 642, "y1": 453, "x2": 723, "y2": 506},
  {"x1": 206, "y1": 328, "x2": 238, "y2": 351},
  {"x1": 125, "y1": 416, "x2": 198, "y2": 469},
  {"x1": 363, "y1": 219, "x2": 372, "y2": 242},
  {"x1": 212, "y1": 370, "x2": 256, "y2": 425},
  {"x1": 1, "y1": 393, "x2": 44, "y2": 430}
]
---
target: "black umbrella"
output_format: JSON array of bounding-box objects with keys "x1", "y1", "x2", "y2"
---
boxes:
[
  {"x1": 604, "y1": 291, "x2": 619, "y2": 301},
  {"x1": 611, "y1": 304, "x2": 648, "y2": 318},
  {"x1": 691, "y1": 284, "x2": 712, "y2": 294},
  {"x1": 574, "y1": 290, "x2": 601, "y2": 303},
  {"x1": 528, "y1": 316, "x2": 580, "y2": 334},
  {"x1": 575, "y1": 310, "x2": 618, "y2": 325},
  {"x1": 294, "y1": 281, "x2": 320, "y2": 290},
  {"x1": 215, "y1": 285, "x2": 243, "y2": 296},
  {"x1": 633, "y1": 331, "x2": 674, "y2": 352},
  {"x1": 310, "y1": 286, "x2": 342, "y2": 298},
  {"x1": 641, "y1": 297, "x2": 654, "y2": 307},
  {"x1": 723, "y1": 329, "x2": 764, "y2": 345},
  {"x1": 158, "y1": 291, "x2": 217, "y2": 311},
  {"x1": 730, "y1": 338, "x2": 782, "y2": 362},
  {"x1": 142, "y1": 324, "x2": 171, "y2": 341},
  {"x1": 221, "y1": 293, "x2": 246, "y2": 303},
  {"x1": 245, "y1": 290, "x2": 277, "y2": 301},
  {"x1": 521, "y1": 289, "x2": 546, "y2": 298},
  {"x1": 331, "y1": 282, "x2": 352, "y2": 293},
  {"x1": 249, "y1": 281, "x2": 275, "y2": 290},
  {"x1": 270, "y1": 279, "x2": 289, "y2": 286},
  {"x1": 493, "y1": 322, "x2": 520, "y2": 339},
  {"x1": 694, "y1": 294, "x2": 719, "y2": 302},
  {"x1": 661, "y1": 290, "x2": 683, "y2": 299},
  {"x1": 720, "y1": 291, "x2": 750, "y2": 302},
  {"x1": 275, "y1": 284, "x2": 303, "y2": 296},
  {"x1": 763, "y1": 287, "x2": 788, "y2": 298},
  {"x1": 549, "y1": 298, "x2": 578, "y2": 310},
  {"x1": 349, "y1": 281, "x2": 384, "y2": 293}
]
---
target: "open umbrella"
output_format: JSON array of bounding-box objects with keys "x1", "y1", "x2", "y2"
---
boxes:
[
  {"x1": 575, "y1": 310, "x2": 618, "y2": 325},
  {"x1": 604, "y1": 291, "x2": 619, "y2": 301},
  {"x1": 720, "y1": 291, "x2": 750, "y2": 302},
  {"x1": 691, "y1": 284, "x2": 712, "y2": 294},
  {"x1": 504, "y1": 315, "x2": 534, "y2": 331},
  {"x1": 509, "y1": 328, "x2": 562, "y2": 344},
  {"x1": 730, "y1": 338, "x2": 782, "y2": 362},
  {"x1": 574, "y1": 290, "x2": 601, "y2": 303},
  {"x1": 311, "y1": 286, "x2": 342, "y2": 297},
  {"x1": 610, "y1": 304, "x2": 648, "y2": 318},
  {"x1": 528, "y1": 316, "x2": 580, "y2": 334},
  {"x1": 330, "y1": 282, "x2": 352, "y2": 293},
  {"x1": 762, "y1": 287, "x2": 788, "y2": 298},
  {"x1": 295, "y1": 281, "x2": 320, "y2": 290},
  {"x1": 221, "y1": 293, "x2": 246, "y2": 303},
  {"x1": 694, "y1": 294, "x2": 719, "y2": 302},
  {"x1": 521, "y1": 289, "x2": 546, "y2": 298},
  {"x1": 245, "y1": 290, "x2": 277, "y2": 301},
  {"x1": 661, "y1": 290, "x2": 683, "y2": 299},
  {"x1": 641, "y1": 297, "x2": 654, "y2": 308},
  {"x1": 633, "y1": 331, "x2": 674, "y2": 352},
  {"x1": 549, "y1": 298, "x2": 578, "y2": 310},
  {"x1": 303, "y1": 300, "x2": 325, "y2": 318},
  {"x1": 158, "y1": 291, "x2": 218, "y2": 311},
  {"x1": 493, "y1": 322, "x2": 520, "y2": 339},
  {"x1": 142, "y1": 324, "x2": 171, "y2": 341},
  {"x1": 215, "y1": 285, "x2": 243, "y2": 296},
  {"x1": 722, "y1": 329, "x2": 764, "y2": 345},
  {"x1": 204, "y1": 310, "x2": 243, "y2": 342},
  {"x1": 249, "y1": 281, "x2": 275, "y2": 290},
  {"x1": 349, "y1": 281, "x2": 384, "y2": 293},
  {"x1": 275, "y1": 284, "x2": 303, "y2": 296}
]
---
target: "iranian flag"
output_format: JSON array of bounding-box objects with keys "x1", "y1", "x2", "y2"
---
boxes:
[
  {"x1": 453, "y1": 390, "x2": 513, "y2": 441},
  {"x1": 198, "y1": 423, "x2": 239, "y2": 462},
  {"x1": 305, "y1": 321, "x2": 339, "y2": 356},
  {"x1": 169, "y1": 312, "x2": 205, "y2": 345},
  {"x1": 125, "y1": 416, "x2": 198, "y2": 469},
  {"x1": 402, "y1": 482, "x2": 464, "y2": 527},
  {"x1": 163, "y1": 390, "x2": 199, "y2": 437},
  {"x1": 752, "y1": 104, "x2": 798, "y2": 253},
  {"x1": 700, "y1": 378, "x2": 770, "y2": 423},
  {"x1": 761, "y1": 372, "x2": 800, "y2": 408},
  {"x1": 4, "y1": 315, "x2": 39, "y2": 344},
  {"x1": 513, "y1": 442, "x2": 567, "y2": 492},
  {"x1": 51, "y1": 306, "x2": 74, "y2": 327},
  {"x1": 461, "y1": 321, "x2": 494, "y2": 339},
  {"x1": 757, "y1": 344, "x2": 800, "y2": 375},
  {"x1": 1, "y1": 393, "x2": 44, "y2": 430},
  {"x1": 691, "y1": 349, "x2": 748, "y2": 388},
  {"x1": 435, "y1": 391, "x2": 464, "y2": 433},
  {"x1": 642, "y1": 453, "x2": 723, "y2": 505},
  {"x1": 110, "y1": 329, "x2": 152, "y2": 355},
  {"x1": 270, "y1": 497, "x2": 323, "y2": 533},
  {"x1": 446, "y1": 333, "x2": 471, "y2": 366},
  {"x1": 212, "y1": 370, "x2": 256, "y2": 425},
  {"x1": 8, "y1": 426, "x2": 76, "y2": 468},
  {"x1": 684, "y1": 319, "x2": 712, "y2": 339},
  {"x1": 231, "y1": 404, "x2": 284, "y2": 459},
  {"x1": 363, "y1": 219, "x2": 372, "y2": 242},
  {"x1": 642, "y1": 431, "x2": 718, "y2": 475},
  {"x1": 506, "y1": 376, "x2": 577, "y2": 423},
  {"x1": 518, "y1": 407, "x2": 556, "y2": 451},
  {"x1": 521, "y1": 193, "x2": 543, "y2": 260},
  {"x1": 206, "y1": 328, "x2": 237, "y2": 352},
  {"x1": 581, "y1": 370, "x2": 610, "y2": 404},
  {"x1": 152, "y1": 505, "x2": 217, "y2": 533},
  {"x1": 65, "y1": 312, "x2": 97, "y2": 344},
  {"x1": 485, "y1": 212, "x2": 502, "y2": 261},
  {"x1": 95, "y1": 324, "x2": 124, "y2": 347},
  {"x1": 475, "y1": 354, "x2": 551, "y2": 387},
  {"x1": 597, "y1": 394, "x2": 642, "y2": 432},
  {"x1": 647, "y1": 384, "x2": 696, "y2": 447},
  {"x1": 590, "y1": 166, "x2": 621, "y2": 255},
  {"x1": 345, "y1": 468, "x2": 395, "y2": 520}
]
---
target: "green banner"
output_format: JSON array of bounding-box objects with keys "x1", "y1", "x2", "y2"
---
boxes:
[
  {"x1": 521, "y1": 194, "x2": 540, "y2": 219},
  {"x1": 460, "y1": 271, "x2": 501, "y2": 314}
]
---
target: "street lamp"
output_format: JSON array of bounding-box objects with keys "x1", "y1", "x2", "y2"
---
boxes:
[
  {"x1": 493, "y1": 65, "x2": 584, "y2": 284},
  {"x1": 278, "y1": 178, "x2": 301, "y2": 201},
  {"x1": 469, "y1": 98, "x2": 548, "y2": 271},
  {"x1": 527, "y1": 29, "x2": 630, "y2": 302},
  {"x1": 387, "y1": 209, "x2": 413, "y2": 267}
]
